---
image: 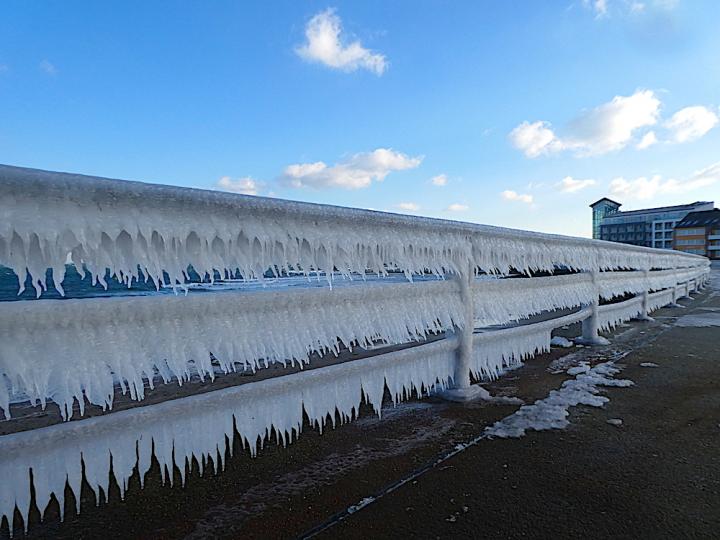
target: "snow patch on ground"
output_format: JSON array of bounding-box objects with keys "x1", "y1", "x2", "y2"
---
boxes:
[
  {"x1": 485, "y1": 362, "x2": 633, "y2": 438},
  {"x1": 567, "y1": 362, "x2": 590, "y2": 375},
  {"x1": 550, "y1": 336, "x2": 574, "y2": 348},
  {"x1": 547, "y1": 351, "x2": 586, "y2": 373},
  {"x1": 607, "y1": 418, "x2": 623, "y2": 427},
  {"x1": 639, "y1": 362, "x2": 659, "y2": 368}
]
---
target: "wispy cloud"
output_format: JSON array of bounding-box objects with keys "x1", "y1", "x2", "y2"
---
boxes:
[
  {"x1": 557, "y1": 176, "x2": 596, "y2": 193},
  {"x1": 584, "y1": 0, "x2": 609, "y2": 18},
  {"x1": 216, "y1": 176, "x2": 260, "y2": 195},
  {"x1": 583, "y1": 0, "x2": 678, "y2": 18},
  {"x1": 281, "y1": 148, "x2": 422, "y2": 189},
  {"x1": 395, "y1": 202, "x2": 420, "y2": 212},
  {"x1": 431, "y1": 174, "x2": 448, "y2": 186},
  {"x1": 501, "y1": 190, "x2": 533, "y2": 204},
  {"x1": 664, "y1": 106, "x2": 719, "y2": 143},
  {"x1": 636, "y1": 131, "x2": 658, "y2": 149},
  {"x1": 295, "y1": 9, "x2": 387, "y2": 75},
  {"x1": 446, "y1": 203, "x2": 469, "y2": 212},
  {"x1": 609, "y1": 162, "x2": 720, "y2": 201},
  {"x1": 39, "y1": 59, "x2": 57, "y2": 75}
]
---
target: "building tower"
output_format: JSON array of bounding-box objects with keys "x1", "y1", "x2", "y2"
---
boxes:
[{"x1": 590, "y1": 198, "x2": 621, "y2": 239}]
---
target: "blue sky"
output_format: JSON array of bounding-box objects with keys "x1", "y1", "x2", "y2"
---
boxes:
[{"x1": 1, "y1": 0, "x2": 718, "y2": 237}]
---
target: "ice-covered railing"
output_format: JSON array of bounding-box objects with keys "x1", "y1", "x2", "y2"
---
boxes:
[
  {"x1": 0, "y1": 164, "x2": 712, "y2": 534},
  {"x1": 0, "y1": 164, "x2": 707, "y2": 297}
]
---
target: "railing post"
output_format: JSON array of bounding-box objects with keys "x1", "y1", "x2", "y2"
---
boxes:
[
  {"x1": 679, "y1": 281, "x2": 690, "y2": 300},
  {"x1": 634, "y1": 269, "x2": 654, "y2": 321},
  {"x1": 668, "y1": 275, "x2": 682, "y2": 308},
  {"x1": 576, "y1": 270, "x2": 610, "y2": 346},
  {"x1": 441, "y1": 262, "x2": 485, "y2": 402}
]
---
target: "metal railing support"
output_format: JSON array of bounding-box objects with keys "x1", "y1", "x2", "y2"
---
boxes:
[
  {"x1": 634, "y1": 269, "x2": 654, "y2": 321},
  {"x1": 441, "y1": 263, "x2": 486, "y2": 402},
  {"x1": 576, "y1": 270, "x2": 610, "y2": 346},
  {"x1": 679, "y1": 281, "x2": 691, "y2": 299},
  {"x1": 668, "y1": 282, "x2": 682, "y2": 308}
]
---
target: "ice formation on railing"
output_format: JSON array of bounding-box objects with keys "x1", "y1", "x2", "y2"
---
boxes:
[
  {"x1": 0, "y1": 263, "x2": 711, "y2": 533},
  {"x1": 647, "y1": 289, "x2": 674, "y2": 313},
  {"x1": 1, "y1": 268, "x2": 707, "y2": 421},
  {"x1": 472, "y1": 274, "x2": 596, "y2": 325},
  {"x1": 0, "y1": 280, "x2": 461, "y2": 420},
  {"x1": 597, "y1": 297, "x2": 644, "y2": 332},
  {"x1": 470, "y1": 309, "x2": 590, "y2": 379},
  {"x1": 0, "y1": 338, "x2": 457, "y2": 533},
  {"x1": 0, "y1": 165, "x2": 708, "y2": 298}
]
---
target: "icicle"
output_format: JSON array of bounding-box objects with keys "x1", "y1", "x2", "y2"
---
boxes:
[
  {"x1": 0, "y1": 337, "x2": 456, "y2": 529},
  {"x1": 597, "y1": 297, "x2": 644, "y2": 332},
  {"x1": 0, "y1": 280, "x2": 462, "y2": 420},
  {"x1": 0, "y1": 165, "x2": 708, "y2": 298}
]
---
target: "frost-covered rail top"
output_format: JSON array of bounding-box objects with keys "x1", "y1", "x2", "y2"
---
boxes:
[{"x1": 0, "y1": 164, "x2": 707, "y2": 296}]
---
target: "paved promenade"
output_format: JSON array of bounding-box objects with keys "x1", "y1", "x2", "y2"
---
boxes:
[{"x1": 15, "y1": 266, "x2": 719, "y2": 540}]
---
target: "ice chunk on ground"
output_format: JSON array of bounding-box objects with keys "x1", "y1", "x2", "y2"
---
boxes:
[
  {"x1": 550, "y1": 336, "x2": 574, "y2": 348},
  {"x1": 567, "y1": 362, "x2": 590, "y2": 375}
]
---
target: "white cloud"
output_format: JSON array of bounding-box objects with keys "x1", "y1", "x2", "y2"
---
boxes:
[
  {"x1": 630, "y1": 2, "x2": 646, "y2": 12},
  {"x1": 609, "y1": 162, "x2": 720, "y2": 201},
  {"x1": 501, "y1": 190, "x2": 533, "y2": 204},
  {"x1": 558, "y1": 176, "x2": 596, "y2": 193},
  {"x1": 446, "y1": 203, "x2": 469, "y2": 212},
  {"x1": 431, "y1": 174, "x2": 448, "y2": 186},
  {"x1": 216, "y1": 176, "x2": 259, "y2": 195},
  {"x1": 295, "y1": 9, "x2": 387, "y2": 75},
  {"x1": 511, "y1": 90, "x2": 661, "y2": 157},
  {"x1": 636, "y1": 130, "x2": 657, "y2": 149},
  {"x1": 39, "y1": 59, "x2": 57, "y2": 75},
  {"x1": 395, "y1": 202, "x2": 420, "y2": 212},
  {"x1": 665, "y1": 106, "x2": 718, "y2": 143},
  {"x1": 509, "y1": 121, "x2": 564, "y2": 158},
  {"x1": 281, "y1": 148, "x2": 422, "y2": 189},
  {"x1": 567, "y1": 89, "x2": 660, "y2": 155}
]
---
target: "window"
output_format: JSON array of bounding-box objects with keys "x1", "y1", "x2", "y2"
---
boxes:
[
  {"x1": 676, "y1": 228, "x2": 705, "y2": 236},
  {"x1": 676, "y1": 239, "x2": 705, "y2": 246}
]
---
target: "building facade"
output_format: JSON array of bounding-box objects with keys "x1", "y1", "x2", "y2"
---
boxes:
[
  {"x1": 673, "y1": 209, "x2": 720, "y2": 259},
  {"x1": 590, "y1": 199, "x2": 715, "y2": 249}
]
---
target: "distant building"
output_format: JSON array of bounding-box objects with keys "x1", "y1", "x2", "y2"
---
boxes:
[
  {"x1": 590, "y1": 199, "x2": 715, "y2": 249},
  {"x1": 673, "y1": 209, "x2": 720, "y2": 259}
]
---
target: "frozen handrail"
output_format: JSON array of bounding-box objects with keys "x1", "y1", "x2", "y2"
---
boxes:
[
  {"x1": 0, "y1": 164, "x2": 709, "y2": 297},
  {"x1": 0, "y1": 268, "x2": 708, "y2": 422}
]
